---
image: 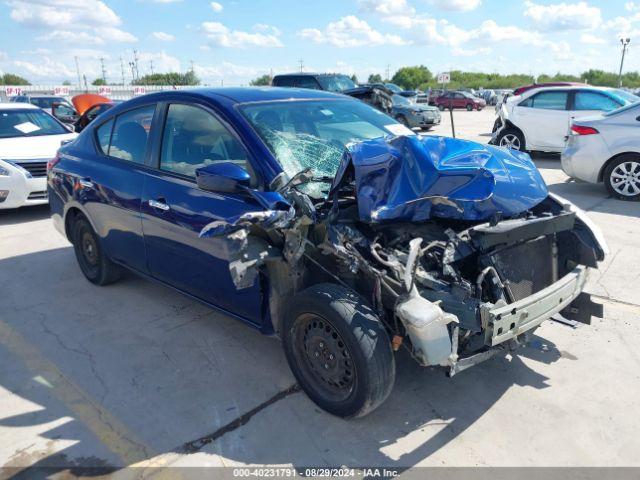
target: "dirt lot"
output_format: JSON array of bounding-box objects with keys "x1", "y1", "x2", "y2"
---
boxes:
[{"x1": 1, "y1": 108, "x2": 639, "y2": 474}]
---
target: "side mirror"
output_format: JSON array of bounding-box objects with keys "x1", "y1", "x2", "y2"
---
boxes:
[{"x1": 196, "y1": 162, "x2": 251, "y2": 193}]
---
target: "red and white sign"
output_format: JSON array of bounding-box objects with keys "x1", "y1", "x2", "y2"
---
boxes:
[
  {"x1": 98, "y1": 86, "x2": 112, "y2": 96},
  {"x1": 133, "y1": 86, "x2": 146, "y2": 96},
  {"x1": 4, "y1": 86, "x2": 24, "y2": 97},
  {"x1": 53, "y1": 86, "x2": 70, "y2": 96}
]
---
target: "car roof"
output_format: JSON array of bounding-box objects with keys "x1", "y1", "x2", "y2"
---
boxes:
[
  {"x1": 273, "y1": 72, "x2": 347, "y2": 78},
  {"x1": 167, "y1": 87, "x2": 346, "y2": 103},
  {"x1": 520, "y1": 85, "x2": 613, "y2": 97},
  {"x1": 0, "y1": 102, "x2": 39, "y2": 110}
]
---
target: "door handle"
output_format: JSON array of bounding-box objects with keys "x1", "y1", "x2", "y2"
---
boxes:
[
  {"x1": 148, "y1": 198, "x2": 170, "y2": 212},
  {"x1": 79, "y1": 178, "x2": 94, "y2": 189}
]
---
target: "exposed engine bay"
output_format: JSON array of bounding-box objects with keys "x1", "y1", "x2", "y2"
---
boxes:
[{"x1": 201, "y1": 135, "x2": 607, "y2": 375}]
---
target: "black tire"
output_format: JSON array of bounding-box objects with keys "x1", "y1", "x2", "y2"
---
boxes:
[
  {"x1": 492, "y1": 118, "x2": 502, "y2": 133},
  {"x1": 282, "y1": 283, "x2": 395, "y2": 418},
  {"x1": 603, "y1": 154, "x2": 640, "y2": 201},
  {"x1": 497, "y1": 127, "x2": 526, "y2": 152},
  {"x1": 72, "y1": 214, "x2": 121, "y2": 285},
  {"x1": 438, "y1": 104, "x2": 445, "y2": 111},
  {"x1": 466, "y1": 103, "x2": 473, "y2": 111}
]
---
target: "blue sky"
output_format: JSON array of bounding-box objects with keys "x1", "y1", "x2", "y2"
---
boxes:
[{"x1": 0, "y1": 0, "x2": 637, "y2": 85}]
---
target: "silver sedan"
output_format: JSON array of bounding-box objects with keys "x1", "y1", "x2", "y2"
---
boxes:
[{"x1": 562, "y1": 102, "x2": 640, "y2": 201}]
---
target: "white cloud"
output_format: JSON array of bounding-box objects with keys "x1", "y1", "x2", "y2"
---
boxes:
[
  {"x1": 580, "y1": 33, "x2": 605, "y2": 44},
  {"x1": 210, "y1": 1, "x2": 223, "y2": 12},
  {"x1": 13, "y1": 57, "x2": 76, "y2": 79},
  {"x1": 524, "y1": 1, "x2": 602, "y2": 31},
  {"x1": 358, "y1": 0, "x2": 414, "y2": 16},
  {"x1": 201, "y1": 22, "x2": 283, "y2": 48},
  {"x1": 152, "y1": 31, "x2": 175, "y2": 41},
  {"x1": 36, "y1": 30, "x2": 105, "y2": 45},
  {"x1": 451, "y1": 46, "x2": 491, "y2": 56},
  {"x1": 429, "y1": 0, "x2": 481, "y2": 12},
  {"x1": 298, "y1": 15, "x2": 407, "y2": 47},
  {"x1": 8, "y1": 0, "x2": 137, "y2": 43}
]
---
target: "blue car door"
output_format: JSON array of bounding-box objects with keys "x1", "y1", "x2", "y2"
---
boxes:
[
  {"x1": 140, "y1": 102, "x2": 264, "y2": 326},
  {"x1": 79, "y1": 103, "x2": 157, "y2": 273}
]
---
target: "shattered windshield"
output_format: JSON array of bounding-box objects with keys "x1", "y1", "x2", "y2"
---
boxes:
[{"x1": 241, "y1": 99, "x2": 405, "y2": 196}]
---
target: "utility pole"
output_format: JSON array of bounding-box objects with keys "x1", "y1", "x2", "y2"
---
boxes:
[
  {"x1": 298, "y1": 59, "x2": 304, "y2": 73},
  {"x1": 120, "y1": 56, "x2": 125, "y2": 86},
  {"x1": 129, "y1": 61, "x2": 136, "y2": 84},
  {"x1": 133, "y1": 49, "x2": 140, "y2": 80},
  {"x1": 74, "y1": 56, "x2": 82, "y2": 89},
  {"x1": 149, "y1": 60, "x2": 154, "y2": 76},
  {"x1": 100, "y1": 57, "x2": 107, "y2": 84},
  {"x1": 619, "y1": 37, "x2": 631, "y2": 88}
]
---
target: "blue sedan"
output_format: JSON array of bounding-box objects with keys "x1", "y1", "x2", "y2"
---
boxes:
[{"x1": 48, "y1": 87, "x2": 606, "y2": 418}]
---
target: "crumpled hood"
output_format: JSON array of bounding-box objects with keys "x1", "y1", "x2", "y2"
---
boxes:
[{"x1": 330, "y1": 135, "x2": 548, "y2": 223}]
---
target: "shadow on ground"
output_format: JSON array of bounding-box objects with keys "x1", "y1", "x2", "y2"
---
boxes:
[
  {"x1": 0, "y1": 205, "x2": 50, "y2": 227},
  {"x1": 0, "y1": 247, "x2": 565, "y2": 477}
]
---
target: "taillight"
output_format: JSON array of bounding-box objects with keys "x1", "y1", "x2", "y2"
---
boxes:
[
  {"x1": 47, "y1": 154, "x2": 61, "y2": 172},
  {"x1": 571, "y1": 125, "x2": 599, "y2": 136}
]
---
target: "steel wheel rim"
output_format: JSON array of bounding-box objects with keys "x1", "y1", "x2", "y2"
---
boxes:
[
  {"x1": 81, "y1": 232, "x2": 98, "y2": 266},
  {"x1": 500, "y1": 134, "x2": 521, "y2": 150},
  {"x1": 292, "y1": 313, "x2": 355, "y2": 401},
  {"x1": 611, "y1": 161, "x2": 640, "y2": 197}
]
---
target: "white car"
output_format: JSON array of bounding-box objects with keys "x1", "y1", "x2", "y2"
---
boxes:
[
  {"x1": 493, "y1": 86, "x2": 637, "y2": 152},
  {"x1": 0, "y1": 103, "x2": 77, "y2": 209},
  {"x1": 562, "y1": 102, "x2": 640, "y2": 201}
]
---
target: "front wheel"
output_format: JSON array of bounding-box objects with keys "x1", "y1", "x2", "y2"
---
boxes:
[
  {"x1": 604, "y1": 155, "x2": 640, "y2": 201},
  {"x1": 438, "y1": 104, "x2": 445, "y2": 111},
  {"x1": 395, "y1": 114, "x2": 409, "y2": 127},
  {"x1": 282, "y1": 283, "x2": 395, "y2": 418},
  {"x1": 497, "y1": 128, "x2": 526, "y2": 152},
  {"x1": 466, "y1": 103, "x2": 473, "y2": 111}
]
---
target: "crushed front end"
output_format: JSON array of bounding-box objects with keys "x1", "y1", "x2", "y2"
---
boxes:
[{"x1": 201, "y1": 134, "x2": 607, "y2": 376}]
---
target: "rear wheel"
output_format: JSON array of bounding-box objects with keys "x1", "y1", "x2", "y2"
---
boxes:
[
  {"x1": 604, "y1": 155, "x2": 640, "y2": 201},
  {"x1": 497, "y1": 128, "x2": 526, "y2": 152},
  {"x1": 72, "y1": 214, "x2": 121, "y2": 285},
  {"x1": 282, "y1": 283, "x2": 395, "y2": 418}
]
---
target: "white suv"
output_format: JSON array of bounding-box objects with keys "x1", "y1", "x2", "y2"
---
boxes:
[
  {"x1": 493, "y1": 86, "x2": 636, "y2": 152},
  {"x1": 0, "y1": 103, "x2": 76, "y2": 209}
]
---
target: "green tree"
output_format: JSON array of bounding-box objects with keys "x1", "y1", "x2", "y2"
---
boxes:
[
  {"x1": 133, "y1": 71, "x2": 200, "y2": 86},
  {"x1": 391, "y1": 66, "x2": 432, "y2": 90},
  {"x1": 1, "y1": 73, "x2": 30, "y2": 85},
  {"x1": 62, "y1": 80, "x2": 72, "y2": 86},
  {"x1": 368, "y1": 73, "x2": 383, "y2": 84},
  {"x1": 350, "y1": 74, "x2": 359, "y2": 84},
  {"x1": 92, "y1": 78, "x2": 107, "y2": 86},
  {"x1": 249, "y1": 74, "x2": 272, "y2": 86}
]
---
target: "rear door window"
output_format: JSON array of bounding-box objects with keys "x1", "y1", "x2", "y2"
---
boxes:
[
  {"x1": 273, "y1": 76, "x2": 294, "y2": 87},
  {"x1": 96, "y1": 118, "x2": 114, "y2": 154},
  {"x1": 574, "y1": 91, "x2": 621, "y2": 111},
  {"x1": 108, "y1": 105, "x2": 156, "y2": 164},
  {"x1": 293, "y1": 77, "x2": 320, "y2": 89}
]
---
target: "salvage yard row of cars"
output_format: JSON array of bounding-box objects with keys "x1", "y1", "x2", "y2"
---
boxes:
[{"x1": 2, "y1": 80, "x2": 612, "y2": 418}]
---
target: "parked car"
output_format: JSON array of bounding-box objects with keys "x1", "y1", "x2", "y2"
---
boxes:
[
  {"x1": 12, "y1": 94, "x2": 79, "y2": 125},
  {"x1": 492, "y1": 86, "x2": 637, "y2": 152},
  {"x1": 0, "y1": 103, "x2": 76, "y2": 209},
  {"x1": 271, "y1": 73, "x2": 357, "y2": 93},
  {"x1": 391, "y1": 94, "x2": 441, "y2": 130},
  {"x1": 49, "y1": 87, "x2": 606, "y2": 418},
  {"x1": 71, "y1": 94, "x2": 117, "y2": 133},
  {"x1": 435, "y1": 91, "x2": 486, "y2": 111},
  {"x1": 342, "y1": 84, "x2": 394, "y2": 114},
  {"x1": 562, "y1": 102, "x2": 640, "y2": 201}
]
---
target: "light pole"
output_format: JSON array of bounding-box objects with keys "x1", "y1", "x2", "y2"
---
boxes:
[{"x1": 619, "y1": 37, "x2": 631, "y2": 88}]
